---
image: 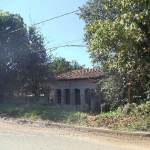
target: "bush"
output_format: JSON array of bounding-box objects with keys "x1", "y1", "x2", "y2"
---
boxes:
[
  {"x1": 100, "y1": 103, "x2": 110, "y2": 113},
  {"x1": 130, "y1": 101, "x2": 150, "y2": 116}
]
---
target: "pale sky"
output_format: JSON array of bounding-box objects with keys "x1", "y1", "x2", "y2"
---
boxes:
[{"x1": 0, "y1": 0, "x2": 93, "y2": 68}]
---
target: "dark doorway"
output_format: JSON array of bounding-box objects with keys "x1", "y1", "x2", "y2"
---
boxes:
[
  {"x1": 85, "y1": 88, "x2": 91, "y2": 104},
  {"x1": 65, "y1": 89, "x2": 70, "y2": 105},
  {"x1": 56, "y1": 89, "x2": 61, "y2": 104},
  {"x1": 75, "y1": 89, "x2": 80, "y2": 105}
]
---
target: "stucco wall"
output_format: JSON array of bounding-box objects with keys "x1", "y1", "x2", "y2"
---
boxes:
[
  {"x1": 43, "y1": 79, "x2": 95, "y2": 89},
  {"x1": 42, "y1": 79, "x2": 96, "y2": 106}
]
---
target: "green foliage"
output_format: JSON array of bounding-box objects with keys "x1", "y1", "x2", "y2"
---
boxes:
[
  {"x1": 0, "y1": 102, "x2": 149, "y2": 131},
  {"x1": 51, "y1": 57, "x2": 85, "y2": 74},
  {"x1": 0, "y1": 10, "x2": 52, "y2": 98},
  {"x1": 95, "y1": 72, "x2": 126, "y2": 110},
  {"x1": 99, "y1": 101, "x2": 150, "y2": 131},
  {"x1": 0, "y1": 103, "x2": 87, "y2": 125},
  {"x1": 0, "y1": 11, "x2": 27, "y2": 97},
  {"x1": 100, "y1": 108, "x2": 123, "y2": 118},
  {"x1": 120, "y1": 102, "x2": 150, "y2": 131},
  {"x1": 79, "y1": 0, "x2": 150, "y2": 104},
  {"x1": 130, "y1": 101, "x2": 150, "y2": 116}
]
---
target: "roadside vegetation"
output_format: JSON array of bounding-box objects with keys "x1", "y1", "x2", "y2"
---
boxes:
[
  {"x1": 97, "y1": 101, "x2": 150, "y2": 132},
  {"x1": 0, "y1": 101, "x2": 149, "y2": 132},
  {"x1": 1, "y1": 1, "x2": 150, "y2": 133},
  {"x1": 0, "y1": 103, "x2": 87, "y2": 126}
]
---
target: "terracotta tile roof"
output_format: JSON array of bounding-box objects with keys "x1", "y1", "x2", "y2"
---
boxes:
[{"x1": 56, "y1": 68, "x2": 102, "y2": 80}]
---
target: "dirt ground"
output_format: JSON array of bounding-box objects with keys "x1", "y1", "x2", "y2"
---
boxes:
[{"x1": 0, "y1": 118, "x2": 150, "y2": 150}]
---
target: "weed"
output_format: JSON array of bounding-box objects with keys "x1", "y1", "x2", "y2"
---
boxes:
[{"x1": 0, "y1": 102, "x2": 150, "y2": 132}]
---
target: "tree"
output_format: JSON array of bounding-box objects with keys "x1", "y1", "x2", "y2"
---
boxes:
[
  {"x1": 78, "y1": 0, "x2": 117, "y2": 44},
  {"x1": 0, "y1": 11, "x2": 28, "y2": 98},
  {"x1": 79, "y1": 0, "x2": 150, "y2": 104},
  {"x1": 51, "y1": 57, "x2": 85, "y2": 75},
  {"x1": 70, "y1": 60, "x2": 85, "y2": 70},
  {"x1": 22, "y1": 26, "x2": 51, "y2": 96},
  {"x1": 0, "y1": 10, "x2": 51, "y2": 98}
]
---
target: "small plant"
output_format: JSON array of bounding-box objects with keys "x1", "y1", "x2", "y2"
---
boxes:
[
  {"x1": 0, "y1": 102, "x2": 149, "y2": 132},
  {"x1": 100, "y1": 108, "x2": 122, "y2": 117}
]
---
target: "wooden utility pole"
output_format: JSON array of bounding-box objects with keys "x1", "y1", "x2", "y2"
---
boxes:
[{"x1": 127, "y1": 84, "x2": 134, "y2": 104}]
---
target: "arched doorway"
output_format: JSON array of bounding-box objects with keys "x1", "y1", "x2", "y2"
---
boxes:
[
  {"x1": 74, "y1": 89, "x2": 81, "y2": 105},
  {"x1": 64, "y1": 89, "x2": 70, "y2": 105},
  {"x1": 56, "y1": 89, "x2": 61, "y2": 104}
]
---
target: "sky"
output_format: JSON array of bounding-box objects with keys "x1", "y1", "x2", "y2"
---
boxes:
[{"x1": 0, "y1": 0, "x2": 93, "y2": 68}]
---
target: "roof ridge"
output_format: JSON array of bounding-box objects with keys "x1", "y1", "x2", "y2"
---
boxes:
[{"x1": 56, "y1": 68, "x2": 102, "y2": 80}]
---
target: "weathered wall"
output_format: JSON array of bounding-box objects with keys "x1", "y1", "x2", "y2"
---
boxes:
[
  {"x1": 4, "y1": 96, "x2": 49, "y2": 104},
  {"x1": 42, "y1": 79, "x2": 96, "y2": 105}
]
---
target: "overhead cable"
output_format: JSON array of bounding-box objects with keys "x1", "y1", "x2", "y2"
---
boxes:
[
  {"x1": 32, "y1": 10, "x2": 79, "y2": 26},
  {"x1": 32, "y1": 44, "x2": 87, "y2": 53},
  {"x1": 50, "y1": 39, "x2": 83, "y2": 47},
  {"x1": 50, "y1": 44, "x2": 87, "y2": 51},
  {"x1": 0, "y1": 39, "x2": 86, "y2": 55},
  {"x1": 0, "y1": 10, "x2": 79, "y2": 36}
]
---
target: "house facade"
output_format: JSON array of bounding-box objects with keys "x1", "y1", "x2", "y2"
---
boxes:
[{"x1": 42, "y1": 68, "x2": 103, "y2": 106}]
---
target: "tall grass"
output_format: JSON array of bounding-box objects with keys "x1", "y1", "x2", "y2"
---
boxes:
[
  {"x1": 0, "y1": 103, "x2": 87, "y2": 125},
  {"x1": 0, "y1": 102, "x2": 149, "y2": 132}
]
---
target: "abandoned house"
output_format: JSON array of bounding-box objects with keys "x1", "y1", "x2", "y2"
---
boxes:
[{"x1": 42, "y1": 68, "x2": 104, "y2": 106}]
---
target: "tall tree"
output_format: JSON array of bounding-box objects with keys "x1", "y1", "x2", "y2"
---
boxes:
[
  {"x1": 23, "y1": 26, "x2": 51, "y2": 95},
  {"x1": 0, "y1": 10, "x2": 51, "y2": 98},
  {"x1": 0, "y1": 11, "x2": 28, "y2": 97},
  {"x1": 79, "y1": 0, "x2": 150, "y2": 103},
  {"x1": 51, "y1": 57, "x2": 85, "y2": 75}
]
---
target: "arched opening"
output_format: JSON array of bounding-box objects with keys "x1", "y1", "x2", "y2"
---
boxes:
[
  {"x1": 74, "y1": 89, "x2": 80, "y2": 105},
  {"x1": 56, "y1": 89, "x2": 61, "y2": 104},
  {"x1": 64, "y1": 89, "x2": 70, "y2": 105}
]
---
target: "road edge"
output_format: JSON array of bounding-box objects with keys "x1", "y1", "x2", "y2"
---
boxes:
[
  {"x1": 1, "y1": 117, "x2": 149, "y2": 138},
  {"x1": 46, "y1": 122, "x2": 150, "y2": 137}
]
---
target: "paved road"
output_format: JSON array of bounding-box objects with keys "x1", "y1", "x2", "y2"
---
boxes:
[{"x1": 0, "y1": 121, "x2": 149, "y2": 150}]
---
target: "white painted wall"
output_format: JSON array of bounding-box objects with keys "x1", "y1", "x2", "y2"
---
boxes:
[{"x1": 42, "y1": 79, "x2": 96, "y2": 105}]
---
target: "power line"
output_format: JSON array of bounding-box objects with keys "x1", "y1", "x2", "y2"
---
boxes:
[
  {"x1": 0, "y1": 44, "x2": 87, "y2": 59},
  {"x1": 48, "y1": 39, "x2": 87, "y2": 51},
  {"x1": 0, "y1": 10, "x2": 79, "y2": 36},
  {"x1": 32, "y1": 10, "x2": 79, "y2": 26},
  {"x1": 0, "y1": 38, "x2": 87, "y2": 56},
  {"x1": 50, "y1": 39, "x2": 83, "y2": 47},
  {"x1": 50, "y1": 44, "x2": 87, "y2": 51},
  {"x1": 34, "y1": 39, "x2": 86, "y2": 52},
  {"x1": 31, "y1": 38, "x2": 85, "y2": 52},
  {"x1": 32, "y1": 44, "x2": 87, "y2": 53}
]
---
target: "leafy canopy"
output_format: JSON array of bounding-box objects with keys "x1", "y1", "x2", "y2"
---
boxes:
[
  {"x1": 79, "y1": 0, "x2": 150, "y2": 103},
  {"x1": 0, "y1": 10, "x2": 52, "y2": 97},
  {"x1": 51, "y1": 57, "x2": 85, "y2": 75}
]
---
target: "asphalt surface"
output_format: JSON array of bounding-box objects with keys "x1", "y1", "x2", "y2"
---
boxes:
[{"x1": 0, "y1": 121, "x2": 150, "y2": 150}]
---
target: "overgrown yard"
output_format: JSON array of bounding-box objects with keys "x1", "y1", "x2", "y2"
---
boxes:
[
  {"x1": 0, "y1": 102, "x2": 150, "y2": 132},
  {"x1": 0, "y1": 103, "x2": 88, "y2": 126}
]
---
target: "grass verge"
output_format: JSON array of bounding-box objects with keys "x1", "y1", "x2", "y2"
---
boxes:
[
  {"x1": 0, "y1": 103, "x2": 87, "y2": 126},
  {"x1": 0, "y1": 102, "x2": 149, "y2": 132}
]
